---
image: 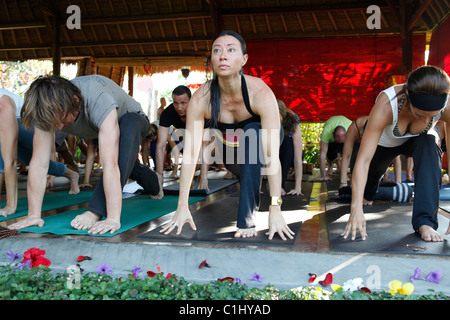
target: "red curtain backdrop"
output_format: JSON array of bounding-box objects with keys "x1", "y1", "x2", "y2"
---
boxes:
[
  {"x1": 244, "y1": 36, "x2": 425, "y2": 121},
  {"x1": 428, "y1": 16, "x2": 450, "y2": 76}
]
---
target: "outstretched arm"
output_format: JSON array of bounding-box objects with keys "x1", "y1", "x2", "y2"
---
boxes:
[
  {"x1": 253, "y1": 80, "x2": 294, "y2": 241},
  {"x1": 87, "y1": 110, "x2": 121, "y2": 235},
  {"x1": 161, "y1": 89, "x2": 206, "y2": 235},
  {"x1": 317, "y1": 141, "x2": 330, "y2": 181},
  {"x1": 287, "y1": 125, "x2": 304, "y2": 196},
  {"x1": 340, "y1": 120, "x2": 358, "y2": 186},
  {"x1": 8, "y1": 126, "x2": 53, "y2": 230},
  {"x1": 342, "y1": 93, "x2": 391, "y2": 241}
]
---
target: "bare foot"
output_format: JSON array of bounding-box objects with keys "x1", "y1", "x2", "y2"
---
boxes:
[
  {"x1": 65, "y1": 168, "x2": 80, "y2": 195},
  {"x1": 234, "y1": 228, "x2": 257, "y2": 238},
  {"x1": 151, "y1": 172, "x2": 164, "y2": 199},
  {"x1": 418, "y1": 225, "x2": 444, "y2": 242},
  {"x1": 0, "y1": 206, "x2": 16, "y2": 217},
  {"x1": 70, "y1": 211, "x2": 101, "y2": 230}
]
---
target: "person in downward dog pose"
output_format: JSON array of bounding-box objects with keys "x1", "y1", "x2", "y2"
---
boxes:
[{"x1": 8, "y1": 75, "x2": 161, "y2": 235}]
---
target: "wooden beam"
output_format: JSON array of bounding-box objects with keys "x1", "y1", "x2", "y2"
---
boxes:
[
  {"x1": 408, "y1": 0, "x2": 433, "y2": 31},
  {"x1": 208, "y1": 0, "x2": 221, "y2": 34}
]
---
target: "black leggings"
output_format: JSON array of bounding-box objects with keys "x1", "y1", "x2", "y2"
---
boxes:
[
  {"x1": 216, "y1": 122, "x2": 283, "y2": 228},
  {"x1": 364, "y1": 128, "x2": 442, "y2": 231},
  {"x1": 87, "y1": 113, "x2": 160, "y2": 217}
]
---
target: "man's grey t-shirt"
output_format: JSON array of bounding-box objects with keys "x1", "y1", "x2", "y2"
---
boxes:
[{"x1": 62, "y1": 75, "x2": 143, "y2": 138}]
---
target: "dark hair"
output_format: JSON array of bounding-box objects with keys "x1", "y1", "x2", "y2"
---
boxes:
[
  {"x1": 333, "y1": 125, "x2": 346, "y2": 137},
  {"x1": 277, "y1": 100, "x2": 299, "y2": 138},
  {"x1": 146, "y1": 123, "x2": 158, "y2": 139},
  {"x1": 394, "y1": 65, "x2": 450, "y2": 110},
  {"x1": 172, "y1": 85, "x2": 191, "y2": 99},
  {"x1": 21, "y1": 75, "x2": 83, "y2": 131},
  {"x1": 208, "y1": 30, "x2": 247, "y2": 128}
]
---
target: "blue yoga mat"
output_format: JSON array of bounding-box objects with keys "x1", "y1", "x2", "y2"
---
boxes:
[
  {"x1": 20, "y1": 195, "x2": 205, "y2": 237},
  {"x1": 440, "y1": 185, "x2": 450, "y2": 200},
  {"x1": 0, "y1": 191, "x2": 93, "y2": 222}
]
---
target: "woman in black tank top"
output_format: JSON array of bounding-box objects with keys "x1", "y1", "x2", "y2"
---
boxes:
[{"x1": 161, "y1": 31, "x2": 294, "y2": 241}]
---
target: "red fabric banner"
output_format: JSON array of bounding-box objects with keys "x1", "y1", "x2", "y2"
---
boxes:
[{"x1": 244, "y1": 36, "x2": 425, "y2": 122}]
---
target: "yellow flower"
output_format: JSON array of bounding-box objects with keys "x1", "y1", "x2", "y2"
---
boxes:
[
  {"x1": 388, "y1": 280, "x2": 414, "y2": 296},
  {"x1": 401, "y1": 283, "x2": 415, "y2": 295},
  {"x1": 331, "y1": 284, "x2": 342, "y2": 292}
]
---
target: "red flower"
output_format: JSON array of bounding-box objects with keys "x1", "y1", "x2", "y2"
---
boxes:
[
  {"x1": 308, "y1": 273, "x2": 317, "y2": 283},
  {"x1": 22, "y1": 248, "x2": 51, "y2": 268},
  {"x1": 319, "y1": 273, "x2": 333, "y2": 287},
  {"x1": 77, "y1": 256, "x2": 92, "y2": 262},
  {"x1": 147, "y1": 264, "x2": 174, "y2": 279},
  {"x1": 218, "y1": 277, "x2": 234, "y2": 283},
  {"x1": 147, "y1": 271, "x2": 157, "y2": 278},
  {"x1": 360, "y1": 287, "x2": 372, "y2": 293},
  {"x1": 199, "y1": 260, "x2": 211, "y2": 269}
]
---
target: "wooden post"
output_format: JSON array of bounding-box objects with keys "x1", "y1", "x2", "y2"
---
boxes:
[
  {"x1": 128, "y1": 66, "x2": 134, "y2": 96},
  {"x1": 399, "y1": 0, "x2": 413, "y2": 74},
  {"x1": 52, "y1": 15, "x2": 61, "y2": 76}
]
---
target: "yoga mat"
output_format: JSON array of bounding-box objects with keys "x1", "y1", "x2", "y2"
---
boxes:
[
  {"x1": 163, "y1": 179, "x2": 238, "y2": 195},
  {"x1": 137, "y1": 195, "x2": 309, "y2": 246},
  {"x1": 0, "y1": 191, "x2": 93, "y2": 222},
  {"x1": 439, "y1": 185, "x2": 450, "y2": 200},
  {"x1": 20, "y1": 195, "x2": 205, "y2": 237},
  {"x1": 439, "y1": 200, "x2": 450, "y2": 213},
  {"x1": 326, "y1": 202, "x2": 450, "y2": 256}
]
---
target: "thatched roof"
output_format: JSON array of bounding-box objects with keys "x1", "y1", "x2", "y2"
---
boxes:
[{"x1": 1, "y1": 0, "x2": 449, "y2": 74}]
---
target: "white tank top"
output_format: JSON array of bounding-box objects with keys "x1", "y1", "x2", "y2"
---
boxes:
[
  {"x1": 377, "y1": 84, "x2": 444, "y2": 148},
  {"x1": 0, "y1": 88, "x2": 23, "y2": 118}
]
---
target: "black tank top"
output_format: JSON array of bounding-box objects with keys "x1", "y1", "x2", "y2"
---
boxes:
[{"x1": 213, "y1": 76, "x2": 261, "y2": 132}]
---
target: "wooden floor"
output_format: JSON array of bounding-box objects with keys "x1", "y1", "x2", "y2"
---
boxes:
[{"x1": 1, "y1": 168, "x2": 331, "y2": 253}]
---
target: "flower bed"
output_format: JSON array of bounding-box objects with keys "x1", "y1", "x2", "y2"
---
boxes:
[{"x1": 1, "y1": 248, "x2": 448, "y2": 300}]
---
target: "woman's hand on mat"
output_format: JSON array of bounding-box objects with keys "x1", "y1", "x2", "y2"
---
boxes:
[
  {"x1": 341, "y1": 210, "x2": 367, "y2": 241},
  {"x1": 267, "y1": 208, "x2": 295, "y2": 241},
  {"x1": 160, "y1": 207, "x2": 196, "y2": 235},
  {"x1": 286, "y1": 188, "x2": 303, "y2": 196},
  {"x1": 8, "y1": 216, "x2": 44, "y2": 230},
  {"x1": 196, "y1": 178, "x2": 209, "y2": 192},
  {"x1": 79, "y1": 183, "x2": 93, "y2": 188},
  {"x1": 88, "y1": 218, "x2": 121, "y2": 235},
  {"x1": 46, "y1": 175, "x2": 55, "y2": 188}
]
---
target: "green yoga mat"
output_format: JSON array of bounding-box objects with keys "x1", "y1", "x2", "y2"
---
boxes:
[
  {"x1": 21, "y1": 195, "x2": 205, "y2": 237},
  {"x1": 0, "y1": 191, "x2": 93, "y2": 222}
]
